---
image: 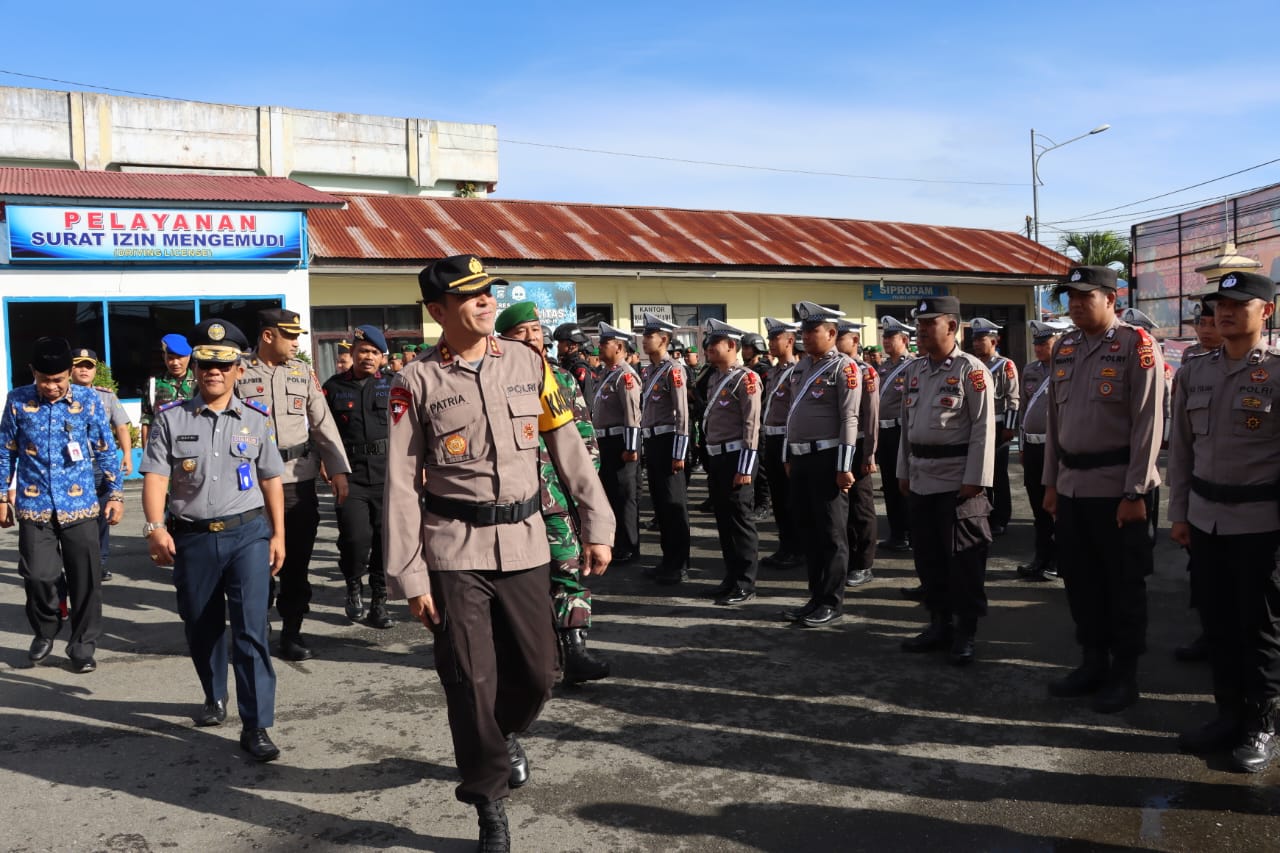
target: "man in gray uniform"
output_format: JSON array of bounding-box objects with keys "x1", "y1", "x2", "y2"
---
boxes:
[
  {"x1": 968, "y1": 318, "x2": 1019, "y2": 535},
  {"x1": 70, "y1": 347, "x2": 132, "y2": 581},
  {"x1": 1043, "y1": 265, "x2": 1164, "y2": 714},
  {"x1": 897, "y1": 296, "x2": 995, "y2": 665},
  {"x1": 877, "y1": 316, "x2": 916, "y2": 554},
  {"x1": 700, "y1": 319, "x2": 762, "y2": 604},
  {"x1": 140, "y1": 319, "x2": 286, "y2": 762},
  {"x1": 591, "y1": 321, "x2": 643, "y2": 564},
  {"x1": 237, "y1": 308, "x2": 351, "y2": 662},
  {"x1": 1168, "y1": 271, "x2": 1280, "y2": 772},
  {"x1": 760, "y1": 317, "x2": 803, "y2": 570},
  {"x1": 1017, "y1": 320, "x2": 1070, "y2": 581},
  {"x1": 639, "y1": 313, "x2": 691, "y2": 585},
  {"x1": 783, "y1": 302, "x2": 862, "y2": 628},
  {"x1": 837, "y1": 320, "x2": 879, "y2": 588}
]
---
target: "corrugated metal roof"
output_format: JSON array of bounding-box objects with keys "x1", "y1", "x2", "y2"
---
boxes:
[
  {"x1": 0, "y1": 167, "x2": 345, "y2": 207},
  {"x1": 309, "y1": 194, "x2": 1072, "y2": 277}
]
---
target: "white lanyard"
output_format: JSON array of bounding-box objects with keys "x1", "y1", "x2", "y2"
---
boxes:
[
  {"x1": 787, "y1": 356, "x2": 843, "y2": 423},
  {"x1": 880, "y1": 357, "x2": 911, "y2": 396},
  {"x1": 594, "y1": 365, "x2": 623, "y2": 405},
  {"x1": 1025, "y1": 374, "x2": 1051, "y2": 418},
  {"x1": 762, "y1": 363, "x2": 797, "y2": 423},
  {"x1": 702, "y1": 367, "x2": 746, "y2": 434},
  {"x1": 642, "y1": 360, "x2": 674, "y2": 400}
]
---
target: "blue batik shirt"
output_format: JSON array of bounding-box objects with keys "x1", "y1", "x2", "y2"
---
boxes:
[{"x1": 0, "y1": 383, "x2": 124, "y2": 525}]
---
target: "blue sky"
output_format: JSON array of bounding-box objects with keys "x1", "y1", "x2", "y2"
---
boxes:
[{"x1": 4, "y1": 1, "x2": 1278, "y2": 244}]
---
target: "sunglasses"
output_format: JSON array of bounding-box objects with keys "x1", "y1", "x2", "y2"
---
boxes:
[{"x1": 195, "y1": 360, "x2": 236, "y2": 371}]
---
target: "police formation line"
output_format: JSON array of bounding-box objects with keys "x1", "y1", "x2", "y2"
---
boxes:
[{"x1": 2, "y1": 257, "x2": 1278, "y2": 852}]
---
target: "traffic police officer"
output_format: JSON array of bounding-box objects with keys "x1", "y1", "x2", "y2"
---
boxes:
[
  {"x1": 760, "y1": 317, "x2": 803, "y2": 570},
  {"x1": 783, "y1": 302, "x2": 861, "y2": 628},
  {"x1": 384, "y1": 254, "x2": 614, "y2": 852},
  {"x1": 968, "y1": 318, "x2": 1019, "y2": 535},
  {"x1": 700, "y1": 319, "x2": 762, "y2": 604},
  {"x1": 139, "y1": 319, "x2": 286, "y2": 761},
  {"x1": 236, "y1": 308, "x2": 351, "y2": 661},
  {"x1": 639, "y1": 312, "x2": 691, "y2": 585},
  {"x1": 741, "y1": 332, "x2": 772, "y2": 520},
  {"x1": 591, "y1": 321, "x2": 643, "y2": 564},
  {"x1": 897, "y1": 296, "x2": 995, "y2": 665},
  {"x1": 1168, "y1": 270, "x2": 1280, "y2": 771},
  {"x1": 1043, "y1": 265, "x2": 1164, "y2": 713},
  {"x1": 140, "y1": 333, "x2": 194, "y2": 449},
  {"x1": 837, "y1": 320, "x2": 880, "y2": 588},
  {"x1": 70, "y1": 347, "x2": 132, "y2": 581},
  {"x1": 1016, "y1": 320, "x2": 1070, "y2": 581},
  {"x1": 876, "y1": 315, "x2": 916, "y2": 554},
  {"x1": 322, "y1": 324, "x2": 394, "y2": 629}
]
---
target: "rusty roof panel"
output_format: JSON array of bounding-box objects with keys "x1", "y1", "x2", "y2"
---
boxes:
[
  {"x1": 0, "y1": 166, "x2": 344, "y2": 206},
  {"x1": 308, "y1": 194, "x2": 1072, "y2": 277}
]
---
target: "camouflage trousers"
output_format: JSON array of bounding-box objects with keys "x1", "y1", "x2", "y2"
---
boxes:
[{"x1": 546, "y1": 511, "x2": 592, "y2": 629}]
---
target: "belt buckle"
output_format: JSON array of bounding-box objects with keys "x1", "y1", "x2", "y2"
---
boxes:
[{"x1": 208, "y1": 520, "x2": 226, "y2": 532}]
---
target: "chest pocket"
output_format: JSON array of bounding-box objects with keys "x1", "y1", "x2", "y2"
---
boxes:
[
  {"x1": 1088, "y1": 369, "x2": 1128, "y2": 404},
  {"x1": 1186, "y1": 391, "x2": 1212, "y2": 436},
  {"x1": 173, "y1": 444, "x2": 203, "y2": 484},
  {"x1": 509, "y1": 393, "x2": 542, "y2": 450},
  {"x1": 930, "y1": 392, "x2": 964, "y2": 429},
  {"x1": 370, "y1": 390, "x2": 389, "y2": 424},
  {"x1": 285, "y1": 389, "x2": 307, "y2": 416},
  {"x1": 430, "y1": 403, "x2": 476, "y2": 465},
  {"x1": 1232, "y1": 394, "x2": 1275, "y2": 438},
  {"x1": 230, "y1": 438, "x2": 261, "y2": 460}
]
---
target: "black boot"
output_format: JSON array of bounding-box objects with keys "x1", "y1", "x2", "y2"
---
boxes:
[
  {"x1": 1091, "y1": 654, "x2": 1139, "y2": 713},
  {"x1": 476, "y1": 800, "x2": 511, "y2": 853},
  {"x1": 279, "y1": 619, "x2": 314, "y2": 662},
  {"x1": 1048, "y1": 647, "x2": 1109, "y2": 698},
  {"x1": 1231, "y1": 699, "x2": 1279, "y2": 773},
  {"x1": 949, "y1": 617, "x2": 977, "y2": 666},
  {"x1": 560, "y1": 629, "x2": 610, "y2": 684},
  {"x1": 344, "y1": 581, "x2": 365, "y2": 622},
  {"x1": 902, "y1": 612, "x2": 952, "y2": 653},
  {"x1": 366, "y1": 594, "x2": 393, "y2": 629}
]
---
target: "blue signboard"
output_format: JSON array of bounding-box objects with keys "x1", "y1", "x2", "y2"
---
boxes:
[
  {"x1": 863, "y1": 283, "x2": 950, "y2": 301},
  {"x1": 491, "y1": 280, "x2": 577, "y2": 327},
  {"x1": 4, "y1": 205, "x2": 304, "y2": 263}
]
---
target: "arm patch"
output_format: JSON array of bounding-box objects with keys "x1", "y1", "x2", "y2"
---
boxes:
[
  {"x1": 1004, "y1": 360, "x2": 1016, "y2": 380},
  {"x1": 844, "y1": 363, "x2": 858, "y2": 390},
  {"x1": 244, "y1": 398, "x2": 270, "y2": 415},
  {"x1": 539, "y1": 359, "x2": 575, "y2": 432},
  {"x1": 969, "y1": 369, "x2": 986, "y2": 392}
]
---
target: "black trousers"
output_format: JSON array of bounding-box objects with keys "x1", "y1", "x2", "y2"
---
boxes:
[
  {"x1": 789, "y1": 449, "x2": 848, "y2": 610},
  {"x1": 875, "y1": 425, "x2": 910, "y2": 543},
  {"x1": 277, "y1": 478, "x2": 319, "y2": 625},
  {"x1": 1056, "y1": 496, "x2": 1151, "y2": 657},
  {"x1": 908, "y1": 491, "x2": 990, "y2": 623},
  {"x1": 753, "y1": 462, "x2": 771, "y2": 510},
  {"x1": 1021, "y1": 444, "x2": 1055, "y2": 564},
  {"x1": 335, "y1": 479, "x2": 386, "y2": 597},
  {"x1": 643, "y1": 433, "x2": 690, "y2": 573},
  {"x1": 763, "y1": 434, "x2": 800, "y2": 556},
  {"x1": 598, "y1": 435, "x2": 640, "y2": 556},
  {"x1": 19, "y1": 517, "x2": 101, "y2": 660},
  {"x1": 430, "y1": 565, "x2": 557, "y2": 805},
  {"x1": 707, "y1": 450, "x2": 758, "y2": 591},
  {"x1": 845, "y1": 447, "x2": 877, "y2": 574},
  {"x1": 1188, "y1": 526, "x2": 1280, "y2": 707},
  {"x1": 989, "y1": 443, "x2": 1012, "y2": 528}
]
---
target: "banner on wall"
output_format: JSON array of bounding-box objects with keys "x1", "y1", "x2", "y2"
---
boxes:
[
  {"x1": 4, "y1": 205, "x2": 304, "y2": 263},
  {"x1": 863, "y1": 283, "x2": 949, "y2": 301},
  {"x1": 490, "y1": 281, "x2": 577, "y2": 328}
]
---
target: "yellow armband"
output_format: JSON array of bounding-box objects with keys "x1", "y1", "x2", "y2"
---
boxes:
[{"x1": 538, "y1": 360, "x2": 574, "y2": 432}]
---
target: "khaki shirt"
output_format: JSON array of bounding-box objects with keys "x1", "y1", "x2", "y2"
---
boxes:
[
  {"x1": 591, "y1": 363, "x2": 642, "y2": 452},
  {"x1": 702, "y1": 364, "x2": 762, "y2": 475},
  {"x1": 236, "y1": 354, "x2": 351, "y2": 484},
  {"x1": 785, "y1": 349, "x2": 861, "y2": 471},
  {"x1": 897, "y1": 345, "x2": 995, "y2": 493},
  {"x1": 762, "y1": 360, "x2": 799, "y2": 433},
  {"x1": 1168, "y1": 345, "x2": 1280, "y2": 535},
  {"x1": 640, "y1": 356, "x2": 690, "y2": 459},
  {"x1": 1043, "y1": 320, "x2": 1164, "y2": 497},
  {"x1": 1019, "y1": 360, "x2": 1052, "y2": 437},
  {"x1": 877, "y1": 353, "x2": 914, "y2": 426},
  {"x1": 382, "y1": 337, "x2": 615, "y2": 599},
  {"x1": 856, "y1": 358, "x2": 880, "y2": 458},
  {"x1": 985, "y1": 354, "x2": 1021, "y2": 431}
]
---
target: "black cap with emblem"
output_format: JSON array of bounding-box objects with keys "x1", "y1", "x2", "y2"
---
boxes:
[
  {"x1": 1204, "y1": 270, "x2": 1276, "y2": 304},
  {"x1": 418, "y1": 254, "x2": 506, "y2": 302},
  {"x1": 257, "y1": 307, "x2": 308, "y2": 335},
  {"x1": 70, "y1": 347, "x2": 98, "y2": 364},
  {"x1": 911, "y1": 296, "x2": 961, "y2": 319},
  {"x1": 1055, "y1": 265, "x2": 1118, "y2": 296},
  {"x1": 190, "y1": 319, "x2": 249, "y2": 364}
]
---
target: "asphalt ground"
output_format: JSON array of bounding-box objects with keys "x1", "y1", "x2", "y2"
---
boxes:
[{"x1": 1, "y1": 465, "x2": 1278, "y2": 853}]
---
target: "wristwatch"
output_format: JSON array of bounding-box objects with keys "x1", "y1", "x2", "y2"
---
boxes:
[
  {"x1": 143, "y1": 521, "x2": 166, "y2": 537},
  {"x1": 1122, "y1": 492, "x2": 1143, "y2": 502}
]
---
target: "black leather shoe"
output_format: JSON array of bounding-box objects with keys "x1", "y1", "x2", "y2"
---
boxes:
[
  {"x1": 366, "y1": 599, "x2": 393, "y2": 629},
  {"x1": 844, "y1": 569, "x2": 874, "y2": 588},
  {"x1": 715, "y1": 588, "x2": 755, "y2": 606},
  {"x1": 1020, "y1": 567, "x2": 1053, "y2": 583},
  {"x1": 654, "y1": 569, "x2": 686, "y2": 586},
  {"x1": 949, "y1": 633, "x2": 976, "y2": 666},
  {"x1": 344, "y1": 586, "x2": 365, "y2": 621},
  {"x1": 782, "y1": 601, "x2": 818, "y2": 622},
  {"x1": 702, "y1": 581, "x2": 736, "y2": 599},
  {"x1": 1175, "y1": 633, "x2": 1210, "y2": 663},
  {"x1": 1048, "y1": 649, "x2": 1110, "y2": 698},
  {"x1": 1016, "y1": 559, "x2": 1043, "y2": 578},
  {"x1": 900, "y1": 584, "x2": 926, "y2": 601},
  {"x1": 28, "y1": 637, "x2": 54, "y2": 663},
  {"x1": 239, "y1": 727, "x2": 280, "y2": 762},
  {"x1": 612, "y1": 550, "x2": 638, "y2": 565},
  {"x1": 763, "y1": 551, "x2": 802, "y2": 570},
  {"x1": 70, "y1": 656, "x2": 96, "y2": 674},
  {"x1": 902, "y1": 618, "x2": 952, "y2": 653},
  {"x1": 879, "y1": 538, "x2": 911, "y2": 553},
  {"x1": 800, "y1": 605, "x2": 842, "y2": 628},
  {"x1": 560, "y1": 629, "x2": 610, "y2": 684},
  {"x1": 279, "y1": 632, "x2": 314, "y2": 662},
  {"x1": 1232, "y1": 729, "x2": 1279, "y2": 773},
  {"x1": 476, "y1": 800, "x2": 510, "y2": 853},
  {"x1": 507, "y1": 735, "x2": 530, "y2": 788},
  {"x1": 1178, "y1": 712, "x2": 1242, "y2": 754},
  {"x1": 1091, "y1": 660, "x2": 1139, "y2": 714},
  {"x1": 195, "y1": 699, "x2": 227, "y2": 727}
]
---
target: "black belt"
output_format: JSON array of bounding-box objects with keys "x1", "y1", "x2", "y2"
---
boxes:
[
  {"x1": 910, "y1": 443, "x2": 968, "y2": 459},
  {"x1": 168, "y1": 508, "x2": 262, "y2": 535},
  {"x1": 344, "y1": 438, "x2": 387, "y2": 457},
  {"x1": 422, "y1": 492, "x2": 540, "y2": 526},
  {"x1": 1060, "y1": 447, "x2": 1130, "y2": 470},
  {"x1": 1191, "y1": 477, "x2": 1279, "y2": 504},
  {"x1": 279, "y1": 440, "x2": 313, "y2": 462}
]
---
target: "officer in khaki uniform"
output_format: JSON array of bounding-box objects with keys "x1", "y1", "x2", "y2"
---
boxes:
[
  {"x1": 1043, "y1": 265, "x2": 1164, "y2": 714},
  {"x1": 968, "y1": 318, "x2": 1019, "y2": 534},
  {"x1": 760, "y1": 317, "x2": 803, "y2": 569},
  {"x1": 591, "y1": 321, "x2": 643, "y2": 564},
  {"x1": 383, "y1": 255, "x2": 613, "y2": 852},
  {"x1": 1017, "y1": 320, "x2": 1071, "y2": 581},
  {"x1": 700, "y1": 319, "x2": 762, "y2": 605},
  {"x1": 1168, "y1": 271, "x2": 1280, "y2": 772},
  {"x1": 639, "y1": 313, "x2": 691, "y2": 585},
  {"x1": 896, "y1": 296, "x2": 995, "y2": 665},
  {"x1": 876, "y1": 316, "x2": 916, "y2": 555},
  {"x1": 836, "y1": 320, "x2": 880, "y2": 589},
  {"x1": 236, "y1": 308, "x2": 351, "y2": 661},
  {"x1": 783, "y1": 302, "x2": 861, "y2": 628}
]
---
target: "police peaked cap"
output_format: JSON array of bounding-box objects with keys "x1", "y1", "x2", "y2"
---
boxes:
[
  {"x1": 419, "y1": 254, "x2": 506, "y2": 301},
  {"x1": 258, "y1": 307, "x2": 308, "y2": 335},
  {"x1": 1057, "y1": 265, "x2": 1118, "y2": 294},
  {"x1": 70, "y1": 347, "x2": 98, "y2": 364},
  {"x1": 703, "y1": 318, "x2": 747, "y2": 343},
  {"x1": 1028, "y1": 319, "x2": 1071, "y2": 342},
  {"x1": 968, "y1": 317, "x2": 1002, "y2": 336},
  {"x1": 794, "y1": 301, "x2": 845, "y2": 328},
  {"x1": 641, "y1": 313, "x2": 681, "y2": 335},
  {"x1": 190, "y1": 319, "x2": 249, "y2": 364},
  {"x1": 1205, "y1": 270, "x2": 1276, "y2": 304},
  {"x1": 836, "y1": 319, "x2": 865, "y2": 335},
  {"x1": 352, "y1": 324, "x2": 389, "y2": 354},
  {"x1": 1120, "y1": 307, "x2": 1158, "y2": 331},
  {"x1": 598, "y1": 321, "x2": 636, "y2": 348},
  {"x1": 763, "y1": 316, "x2": 800, "y2": 338},
  {"x1": 880, "y1": 315, "x2": 915, "y2": 336}
]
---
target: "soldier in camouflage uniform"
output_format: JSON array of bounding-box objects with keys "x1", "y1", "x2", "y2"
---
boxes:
[
  {"x1": 140, "y1": 333, "x2": 195, "y2": 449},
  {"x1": 498, "y1": 303, "x2": 610, "y2": 684}
]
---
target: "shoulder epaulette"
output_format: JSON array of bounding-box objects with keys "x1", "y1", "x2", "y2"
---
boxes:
[
  {"x1": 93, "y1": 385, "x2": 112, "y2": 393},
  {"x1": 1183, "y1": 348, "x2": 1214, "y2": 361},
  {"x1": 157, "y1": 399, "x2": 184, "y2": 414},
  {"x1": 245, "y1": 399, "x2": 270, "y2": 415}
]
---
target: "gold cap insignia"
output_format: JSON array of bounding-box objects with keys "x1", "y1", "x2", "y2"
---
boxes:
[
  {"x1": 208, "y1": 324, "x2": 226, "y2": 341},
  {"x1": 468, "y1": 256, "x2": 484, "y2": 275}
]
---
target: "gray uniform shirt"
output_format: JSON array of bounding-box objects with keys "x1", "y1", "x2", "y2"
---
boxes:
[
  {"x1": 92, "y1": 387, "x2": 130, "y2": 429},
  {"x1": 591, "y1": 363, "x2": 642, "y2": 453},
  {"x1": 762, "y1": 360, "x2": 798, "y2": 433},
  {"x1": 702, "y1": 364, "x2": 762, "y2": 476},
  {"x1": 877, "y1": 353, "x2": 914, "y2": 427},
  {"x1": 855, "y1": 358, "x2": 880, "y2": 458},
  {"x1": 897, "y1": 345, "x2": 995, "y2": 493},
  {"x1": 1168, "y1": 345, "x2": 1280, "y2": 535},
  {"x1": 785, "y1": 348, "x2": 861, "y2": 471},
  {"x1": 985, "y1": 353, "x2": 1021, "y2": 431},
  {"x1": 1019, "y1": 360, "x2": 1052, "y2": 438},
  {"x1": 139, "y1": 397, "x2": 285, "y2": 521},
  {"x1": 640, "y1": 356, "x2": 690, "y2": 459},
  {"x1": 236, "y1": 353, "x2": 351, "y2": 484}
]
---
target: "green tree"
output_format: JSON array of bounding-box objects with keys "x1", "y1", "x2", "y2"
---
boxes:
[{"x1": 1057, "y1": 231, "x2": 1131, "y2": 270}]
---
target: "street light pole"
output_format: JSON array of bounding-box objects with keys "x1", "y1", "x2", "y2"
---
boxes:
[{"x1": 1030, "y1": 123, "x2": 1111, "y2": 244}]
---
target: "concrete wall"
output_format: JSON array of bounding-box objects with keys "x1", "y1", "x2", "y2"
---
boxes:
[{"x1": 0, "y1": 86, "x2": 499, "y2": 196}]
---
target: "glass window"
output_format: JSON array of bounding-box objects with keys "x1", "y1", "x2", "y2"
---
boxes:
[
  {"x1": 577, "y1": 304, "x2": 613, "y2": 332},
  {"x1": 200, "y1": 298, "x2": 282, "y2": 346},
  {"x1": 308, "y1": 304, "x2": 425, "y2": 382},
  {"x1": 109, "y1": 301, "x2": 196, "y2": 399},
  {"x1": 6, "y1": 301, "x2": 104, "y2": 388}
]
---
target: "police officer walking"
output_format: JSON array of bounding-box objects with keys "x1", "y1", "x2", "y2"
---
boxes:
[
  {"x1": 897, "y1": 297, "x2": 995, "y2": 665},
  {"x1": 760, "y1": 318, "x2": 804, "y2": 570},
  {"x1": 140, "y1": 319, "x2": 286, "y2": 761},
  {"x1": 591, "y1": 321, "x2": 643, "y2": 565},
  {"x1": 384, "y1": 255, "x2": 614, "y2": 853},
  {"x1": 237, "y1": 309, "x2": 350, "y2": 661},
  {"x1": 0, "y1": 337, "x2": 124, "y2": 673},
  {"x1": 876, "y1": 316, "x2": 916, "y2": 554},
  {"x1": 140, "y1": 333, "x2": 194, "y2": 450},
  {"x1": 639, "y1": 313, "x2": 691, "y2": 585},
  {"x1": 700, "y1": 319, "x2": 762, "y2": 604},
  {"x1": 783, "y1": 302, "x2": 861, "y2": 628},
  {"x1": 1168, "y1": 271, "x2": 1280, "y2": 771},
  {"x1": 1016, "y1": 320, "x2": 1070, "y2": 581},
  {"x1": 1043, "y1": 266, "x2": 1164, "y2": 713},
  {"x1": 968, "y1": 318, "x2": 1019, "y2": 535},
  {"x1": 70, "y1": 347, "x2": 132, "y2": 581},
  {"x1": 837, "y1": 320, "x2": 879, "y2": 589},
  {"x1": 322, "y1": 324, "x2": 394, "y2": 629}
]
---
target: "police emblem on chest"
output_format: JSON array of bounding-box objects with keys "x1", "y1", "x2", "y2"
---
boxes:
[
  {"x1": 445, "y1": 434, "x2": 467, "y2": 456},
  {"x1": 522, "y1": 423, "x2": 535, "y2": 441}
]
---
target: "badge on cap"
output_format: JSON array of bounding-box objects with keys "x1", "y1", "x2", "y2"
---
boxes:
[
  {"x1": 919, "y1": 300, "x2": 929, "y2": 313},
  {"x1": 208, "y1": 323, "x2": 225, "y2": 341},
  {"x1": 469, "y1": 256, "x2": 484, "y2": 275},
  {"x1": 1070, "y1": 270, "x2": 1083, "y2": 282},
  {"x1": 1223, "y1": 274, "x2": 1238, "y2": 288}
]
